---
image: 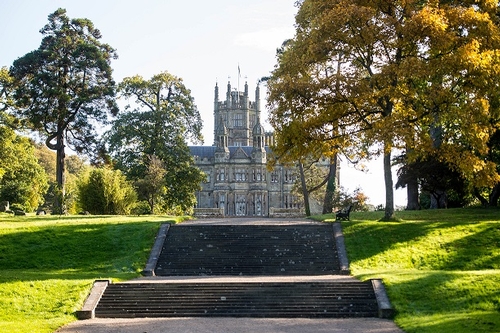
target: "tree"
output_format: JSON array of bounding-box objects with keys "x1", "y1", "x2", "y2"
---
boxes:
[
  {"x1": 135, "y1": 155, "x2": 167, "y2": 214},
  {"x1": 322, "y1": 155, "x2": 339, "y2": 214},
  {"x1": 291, "y1": 156, "x2": 332, "y2": 216},
  {"x1": 267, "y1": 0, "x2": 500, "y2": 219},
  {"x1": 106, "y1": 71, "x2": 205, "y2": 214},
  {"x1": 0, "y1": 129, "x2": 49, "y2": 211},
  {"x1": 397, "y1": 156, "x2": 470, "y2": 209},
  {"x1": 397, "y1": 1, "x2": 500, "y2": 207},
  {"x1": 474, "y1": 130, "x2": 500, "y2": 206},
  {"x1": 77, "y1": 167, "x2": 137, "y2": 215},
  {"x1": 0, "y1": 67, "x2": 19, "y2": 129},
  {"x1": 10, "y1": 8, "x2": 118, "y2": 213},
  {"x1": 35, "y1": 144, "x2": 87, "y2": 213},
  {"x1": 268, "y1": 1, "x2": 407, "y2": 220}
]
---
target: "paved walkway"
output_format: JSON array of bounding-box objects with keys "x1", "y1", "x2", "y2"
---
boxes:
[{"x1": 55, "y1": 218, "x2": 405, "y2": 333}]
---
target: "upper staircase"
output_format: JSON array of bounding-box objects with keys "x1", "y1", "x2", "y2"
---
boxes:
[{"x1": 154, "y1": 224, "x2": 343, "y2": 276}]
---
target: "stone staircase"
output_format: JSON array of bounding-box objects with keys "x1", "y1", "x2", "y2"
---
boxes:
[
  {"x1": 154, "y1": 225, "x2": 343, "y2": 276},
  {"x1": 94, "y1": 281, "x2": 378, "y2": 318},
  {"x1": 79, "y1": 222, "x2": 393, "y2": 320}
]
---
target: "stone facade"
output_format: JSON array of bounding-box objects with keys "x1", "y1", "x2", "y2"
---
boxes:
[{"x1": 189, "y1": 81, "x2": 302, "y2": 217}]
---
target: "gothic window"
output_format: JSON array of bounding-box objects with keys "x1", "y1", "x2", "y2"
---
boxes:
[
  {"x1": 271, "y1": 170, "x2": 279, "y2": 183},
  {"x1": 256, "y1": 169, "x2": 262, "y2": 181},
  {"x1": 218, "y1": 168, "x2": 225, "y2": 181},
  {"x1": 219, "y1": 193, "x2": 226, "y2": 210},
  {"x1": 250, "y1": 114, "x2": 256, "y2": 128},
  {"x1": 235, "y1": 195, "x2": 246, "y2": 216},
  {"x1": 235, "y1": 169, "x2": 246, "y2": 181},
  {"x1": 234, "y1": 113, "x2": 243, "y2": 128},
  {"x1": 253, "y1": 193, "x2": 263, "y2": 216}
]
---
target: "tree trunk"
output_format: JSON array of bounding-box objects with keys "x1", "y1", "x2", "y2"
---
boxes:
[
  {"x1": 299, "y1": 162, "x2": 311, "y2": 216},
  {"x1": 322, "y1": 155, "x2": 338, "y2": 214},
  {"x1": 489, "y1": 182, "x2": 500, "y2": 206},
  {"x1": 474, "y1": 188, "x2": 489, "y2": 207},
  {"x1": 54, "y1": 132, "x2": 66, "y2": 214},
  {"x1": 406, "y1": 176, "x2": 420, "y2": 210},
  {"x1": 382, "y1": 149, "x2": 395, "y2": 220},
  {"x1": 430, "y1": 190, "x2": 447, "y2": 209},
  {"x1": 149, "y1": 194, "x2": 155, "y2": 214}
]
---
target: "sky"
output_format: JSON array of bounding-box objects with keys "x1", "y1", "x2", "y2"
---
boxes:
[{"x1": 0, "y1": 0, "x2": 407, "y2": 207}]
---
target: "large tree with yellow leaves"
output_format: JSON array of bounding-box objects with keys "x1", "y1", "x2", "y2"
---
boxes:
[{"x1": 267, "y1": 0, "x2": 500, "y2": 218}]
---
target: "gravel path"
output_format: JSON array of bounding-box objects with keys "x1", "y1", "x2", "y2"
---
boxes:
[{"x1": 55, "y1": 317, "x2": 405, "y2": 333}]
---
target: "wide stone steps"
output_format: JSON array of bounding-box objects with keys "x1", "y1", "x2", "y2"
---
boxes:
[
  {"x1": 154, "y1": 225, "x2": 342, "y2": 276},
  {"x1": 94, "y1": 281, "x2": 378, "y2": 318},
  {"x1": 79, "y1": 223, "x2": 393, "y2": 320}
]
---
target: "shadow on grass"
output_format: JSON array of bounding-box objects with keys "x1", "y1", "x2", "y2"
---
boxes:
[
  {"x1": 341, "y1": 219, "x2": 500, "y2": 271},
  {"x1": 0, "y1": 221, "x2": 164, "y2": 282},
  {"x1": 397, "y1": 311, "x2": 500, "y2": 333},
  {"x1": 436, "y1": 225, "x2": 500, "y2": 270},
  {"x1": 341, "y1": 222, "x2": 438, "y2": 264},
  {"x1": 356, "y1": 270, "x2": 500, "y2": 333}
]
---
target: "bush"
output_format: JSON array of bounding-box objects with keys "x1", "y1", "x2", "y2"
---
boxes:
[
  {"x1": 0, "y1": 129, "x2": 49, "y2": 212},
  {"x1": 77, "y1": 167, "x2": 138, "y2": 215},
  {"x1": 131, "y1": 201, "x2": 152, "y2": 215},
  {"x1": 333, "y1": 186, "x2": 370, "y2": 212}
]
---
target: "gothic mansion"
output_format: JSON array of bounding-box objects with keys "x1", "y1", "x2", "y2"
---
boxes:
[{"x1": 189, "y1": 81, "x2": 301, "y2": 217}]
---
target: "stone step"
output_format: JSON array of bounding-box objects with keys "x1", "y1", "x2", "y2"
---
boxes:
[
  {"x1": 94, "y1": 282, "x2": 379, "y2": 318},
  {"x1": 155, "y1": 225, "x2": 342, "y2": 276}
]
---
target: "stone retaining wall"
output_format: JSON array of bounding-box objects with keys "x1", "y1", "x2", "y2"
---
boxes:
[
  {"x1": 269, "y1": 207, "x2": 305, "y2": 218},
  {"x1": 193, "y1": 208, "x2": 225, "y2": 218}
]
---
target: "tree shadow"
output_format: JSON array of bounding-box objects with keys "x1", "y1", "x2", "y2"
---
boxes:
[
  {"x1": 383, "y1": 271, "x2": 500, "y2": 333},
  {"x1": 435, "y1": 225, "x2": 500, "y2": 271},
  {"x1": 341, "y1": 221, "x2": 440, "y2": 264},
  {"x1": 0, "y1": 221, "x2": 163, "y2": 282}
]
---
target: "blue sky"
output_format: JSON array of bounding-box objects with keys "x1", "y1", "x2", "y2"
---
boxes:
[{"x1": 0, "y1": 0, "x2": 406, "y2": 207}]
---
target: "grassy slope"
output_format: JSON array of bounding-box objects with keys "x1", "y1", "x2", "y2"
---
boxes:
[
  {"x1": 312, "y1": 208, "x2": 500, "y2": 333},
  {"x1": 0, "y1": 214, "x2": 186, "y2": 333},
  {"x1": 1, "y1": 210, "x2": 499, "y2": 333}
]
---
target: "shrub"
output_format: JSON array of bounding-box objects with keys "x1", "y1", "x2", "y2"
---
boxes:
[{"x1": 77, "y1": 167, "x2": 137, "y2": 215}]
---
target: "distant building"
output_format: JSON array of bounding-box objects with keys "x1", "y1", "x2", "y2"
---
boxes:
[{"x1": 189, "y1": 81, "x2": 301, "y2": 217}]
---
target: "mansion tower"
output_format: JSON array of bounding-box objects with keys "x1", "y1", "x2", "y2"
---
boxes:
[{"x1": 189, "y1": 81, "x2": 300, "y2": 217}]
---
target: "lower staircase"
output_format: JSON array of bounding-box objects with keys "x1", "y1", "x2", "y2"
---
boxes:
[
  {"x1": 80, "y1": 223, "x2": 393, "y2": 319},
  {"x1": 94, "y1": 281, "x2": 378, "y2": 318}
]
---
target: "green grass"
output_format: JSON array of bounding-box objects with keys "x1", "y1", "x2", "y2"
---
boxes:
[
  {"x1": 0, "y1": 214, "x2": 187, "y2": 333},
  {"x1": 312, "y1": 208, "x2": 500, "y2": 333},
  {"x1": 2, "y1": 210, "x2": 499, "y2": 333}
]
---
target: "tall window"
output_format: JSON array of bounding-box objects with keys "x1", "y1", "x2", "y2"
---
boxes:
[
  {"x1": 235, "y1": 169, "x2": 246, "y2": 181},
  {"x1": 250, "y1": 114, "x2": 256, "y2": 129},
  {"x1": 219, "y1": 193, "x2": 225, "y2": 211},
  {"x1": 236, "y1": 195, "x2": 246, "y2": 216},
  {"x1": 271, "y1": 171, "x2": 279, "y2": 183},
  {"x1": 234, "y1": 113, "x2": 243, "y2": 128},
  {"x1": 217, "y1": 168, "x2": 225, "y2": 181}
]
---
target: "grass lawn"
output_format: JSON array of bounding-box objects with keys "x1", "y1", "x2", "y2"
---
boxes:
[
  {"x1": 312, "y1": 208, "x2": 500, "y2": 333},
  {"x1": 1, "y1": 209, "x2": 499, "y2": 333},
  {"x1": 0, "y1": 214, "x2": 187, "y2": 333}
]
